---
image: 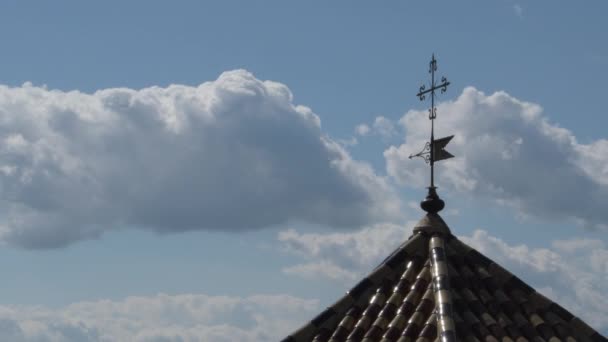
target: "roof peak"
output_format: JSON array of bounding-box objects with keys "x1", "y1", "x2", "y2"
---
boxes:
[{"x1": 413, "y1": 211, "x2": 451, "y2": 236}]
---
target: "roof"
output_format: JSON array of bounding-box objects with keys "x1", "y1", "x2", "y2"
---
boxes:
[{"x1": 281, "y1": 213, "x2": 607, "y2": 342}]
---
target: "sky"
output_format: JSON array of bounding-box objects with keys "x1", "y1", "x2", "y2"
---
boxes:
[{"x1": 0, "y1": 1, "x2": 606, "y2": 341}]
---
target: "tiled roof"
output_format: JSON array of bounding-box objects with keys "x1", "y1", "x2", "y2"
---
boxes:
[{"x1": 282, "y1": 213, "x2": 607, "y2": 342}]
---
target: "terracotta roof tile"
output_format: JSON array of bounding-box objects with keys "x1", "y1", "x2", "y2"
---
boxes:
[{"x1": 281, "y1": 214, "x2": 607, "y2": 342}]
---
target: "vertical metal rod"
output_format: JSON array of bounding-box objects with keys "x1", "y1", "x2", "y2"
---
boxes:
[
  {"x1": 412, "y1": 53, "x2": 451, "y2": 193},
  {"x1": 430, "y1": 55, "x2": 436, "y2": 188}
]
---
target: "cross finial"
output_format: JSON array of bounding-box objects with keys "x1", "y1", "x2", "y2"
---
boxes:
[{"x1": 409, "y1": 54, "x2": 454, "y2": 214}]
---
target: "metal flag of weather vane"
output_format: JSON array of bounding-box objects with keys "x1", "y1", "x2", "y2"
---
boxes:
[{"x1": 409, "y1": 54, "x2": 454, "y2": 214}]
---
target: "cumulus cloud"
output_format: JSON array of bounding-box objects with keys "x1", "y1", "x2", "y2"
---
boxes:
[
  {"x1": 355, "y1": 116, "x2": 397, "y2": 140},
  {"x1": 0, "y1": 70, "x2": 400, "y2": 248},
  {"x1": 385, "y1": 87, "x2": 608, "y2": 230},
  {"x1": 0, "y1": 293, "x2": 318, "y2": 342},
  {"x1": 278, "y1": 222, "x2": 413, "y2": 282}
]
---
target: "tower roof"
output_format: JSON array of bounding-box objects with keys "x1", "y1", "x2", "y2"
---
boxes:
[
  {"x1": 282, "y1": 55, "x2": 606, "y2": 341},
  {"x1": 281, "y1": 213, "x2": 607, "y2": 342}
]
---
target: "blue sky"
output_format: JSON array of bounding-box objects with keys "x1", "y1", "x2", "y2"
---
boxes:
[{"x1": 0, "y1": 1, "x2": 606, "y2": 341}]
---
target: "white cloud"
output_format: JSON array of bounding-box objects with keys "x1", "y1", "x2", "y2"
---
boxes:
[
  {"x1": 337, "y1": 136, "x2": 358, "y2": 147},
  {"x1": 0, "y1": 293, "x2": 319, "y2": 342},
  {"x1": 385, "y1": 87, "x2": 608, "y2": 230},
  {"x1": 372, "y1": 116, "x2": 397, "y2": 139},
  {"x1": 513, "y1": 4, "x2": 524, "y2": 18},
  {"x1": 283, "y1": 261, "x2": 357, "y2": 281},
  {"x1": 355, "y1": 124, "x2": 370, "y2": 136},
  {"x1": 278, "y1": 222, "x2": 414, "y2": 282},
  {"x1": 0, "y1": 70, "x2": 401, "y2": 248},
  {"x1": 355, "y1": 116, "x2": 397, "y2": 140}
]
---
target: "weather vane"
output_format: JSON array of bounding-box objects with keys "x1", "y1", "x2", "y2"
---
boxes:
[{"x1": 409, "y1": 54, "x2": 454, "y2": 214}]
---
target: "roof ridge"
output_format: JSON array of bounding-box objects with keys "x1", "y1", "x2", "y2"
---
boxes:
[{"x1": 429, "y1": 234, "x2": 457, "y2": 342}]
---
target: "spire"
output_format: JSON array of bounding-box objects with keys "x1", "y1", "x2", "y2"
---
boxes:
[
  {"x1": 281, "y1": 54, "x2": 607, "y2": 342},
  {"x1": 410, "y1": 54, "x2": 454, "y2": 215}
]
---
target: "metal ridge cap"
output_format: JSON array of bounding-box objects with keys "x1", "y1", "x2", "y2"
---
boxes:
[
  {"x1": 414, "y1": 213, "x2": 451, "y2": 236},
  {"x1": 429, "y1": 234, "x2": 457, "y2": 341}
]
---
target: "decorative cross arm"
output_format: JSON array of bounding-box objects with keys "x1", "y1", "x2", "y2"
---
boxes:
[{"x1": 416, "y1": 77, "x2": 450, "y2": 101}]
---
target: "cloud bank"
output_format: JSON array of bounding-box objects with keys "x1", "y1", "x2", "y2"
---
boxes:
[
  {"x1": 0, "y1": 70, "x2": 400, "y2": 248},
  {"x1": 0, "y1": 293, "x2": 318, "y2": 342},
  {"x1": 278, "y1": 222, "x2": 414, "y2": 283},
  {"x1": 385, "y1": 87, "x2": 608, "y2": 229}
]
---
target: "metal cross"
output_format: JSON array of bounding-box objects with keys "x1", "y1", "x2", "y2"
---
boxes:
[{"x1": 409, "y1": 54, "x2": 453, "y2": 189}]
